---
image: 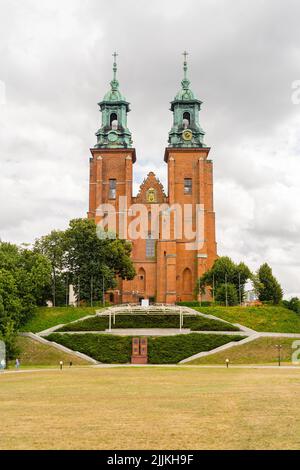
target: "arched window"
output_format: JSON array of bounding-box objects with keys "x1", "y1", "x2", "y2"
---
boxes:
[
  {"x1": 183, "y1": 112, "x2": 190, "y2": 129},
  {"x1": 110, "y1": 113, "x2": 118, "y2": 129},
  {"x1": 182, "y1": 268, "x2": 192, "y2": 293},
  {"x1": 138, "y1": 267, "x2": 146, "y2": 292}
]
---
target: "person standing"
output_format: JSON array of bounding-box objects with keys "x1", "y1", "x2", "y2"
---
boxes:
[{"x1": 15, "y1": 358, "x2": 20, "y2": 369}]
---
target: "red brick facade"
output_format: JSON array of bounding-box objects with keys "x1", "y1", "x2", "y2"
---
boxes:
[{"x1": 88, "y1": 146, "x2": 217, "y2": 304}]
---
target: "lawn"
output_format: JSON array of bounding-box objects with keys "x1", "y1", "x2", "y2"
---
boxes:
[
  {"x1": 20, "y1": 306, "x2": 98, "y2": 333},
  {"x1": 57, "y1": 314, "x2": 239, "y2": 332},
  {"x1": 48, "y1": 332, "x2": 243, "y2": 364},
  {"x1": 186, "y1": 336, "x2": 300, "y2": 365},
  {"x1": 1, "y1": 367, "x2": 300, "y2": 449},
  {"x1": 196, "y1": 305, "x2": 300, "y2": 333},
  {"x1": 9, "y1": 336, "x2": 90, "y2": 367}
]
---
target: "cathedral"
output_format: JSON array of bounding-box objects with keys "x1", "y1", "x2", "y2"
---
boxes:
[{"x1": 88, "y1": 53, "x2": 217, "y2": 304}]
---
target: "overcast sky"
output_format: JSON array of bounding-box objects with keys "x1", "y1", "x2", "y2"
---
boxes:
[{"x1": 0, "y1": 0, "x2": 300, "y2": 297}]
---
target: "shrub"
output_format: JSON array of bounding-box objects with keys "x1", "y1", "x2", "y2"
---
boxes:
[
  {"x1": 48, "y1": 333, "x2": 244, "y2": 364},
  {"x1": 57, "y1": 314, "x2": 239, "y2": 332},
  {"x1": 282, "y1": 297, "x2": 300, "y2": 314},
  {"x1": 49, "y1": 333, "x2": 132, "y2": 364},
  {"x1": 176, "y1": 301, "x2": 212, "y2": 307},
  {"x1": 148, "y1": 334, "x2": 243, "y2": 363}
]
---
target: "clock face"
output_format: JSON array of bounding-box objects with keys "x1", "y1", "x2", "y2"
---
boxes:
[
  {"x1": 108, "y1": 131, "x2": 118, "y2": 143},
  {"x1": 182, "y1": 129, "x2": 193, "y2": 141}
]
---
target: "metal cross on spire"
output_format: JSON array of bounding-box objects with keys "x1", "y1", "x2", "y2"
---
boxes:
[
  {"x1": 182, "y1": 51, "x2": 189, "y2": 80},
  {"x1": 182, "y1": 50, "x2": 189, "y2": 62},
  {"x1": 112, "y1": 51, "x2": 118, "y2": 81}
]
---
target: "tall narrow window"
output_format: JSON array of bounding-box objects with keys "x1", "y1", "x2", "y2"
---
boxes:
[
  {"x1": 110, "y1": 113, "x2": 118, "y2": 127},
  {"x1": 109, "y1": 179, "x2": 116, "y2": 199},
  {"x1": 146, "y1": 234, "x2": 155, "y2": 258},
  {"x1": 184, "y1": 178, "x2": 192, "y2": 195},
  {"x1": 183, "y1": 112, "x2": 190, "y2": 129}
]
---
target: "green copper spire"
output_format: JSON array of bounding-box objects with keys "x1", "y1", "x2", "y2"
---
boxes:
[
  {"x1": 168, "y1": 52, "x2": 205, "y2": 148},
  {"x1": 95, "y1": 52, "x2": 133, "y2": 149},
  {"x1": 176, "y1": 51, "x2": 194, "y2": 100}
]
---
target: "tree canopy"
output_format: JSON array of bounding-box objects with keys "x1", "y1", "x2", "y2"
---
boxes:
[
  {"x1": 34, "y1": 218, "x2": 136, "y2": 306},
  {"x1": 0, "y1": 242, "x2": 51, "y2": 359},
  {"x1": 255, "y1": 263, "x2": 283, "y2": 305},
  {"x1": 198, "y1": 256, "x2": 252, "y2": 305}
]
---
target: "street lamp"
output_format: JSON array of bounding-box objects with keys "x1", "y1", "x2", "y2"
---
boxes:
[{"x1": 275, "y1": 344, "x2": 282, "y2": 367}]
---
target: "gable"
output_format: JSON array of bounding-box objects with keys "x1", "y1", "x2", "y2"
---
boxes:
[{"x1": 134, "y1": 172, "x2": 167, "y2": 204}]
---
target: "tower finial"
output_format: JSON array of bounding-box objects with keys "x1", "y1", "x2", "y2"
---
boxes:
[
  {"x1": 182, "y1": 50, "x2": 189, "y2": 79},
  {"x1": 181, "y1": 51, "x2": 190, "y2": 90},
  {"x1": 112, "y1": 51, "x2": 118, "y2": 81}
]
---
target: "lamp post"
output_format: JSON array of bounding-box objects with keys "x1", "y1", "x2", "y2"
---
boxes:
[
  {"x1": 276, "y1": 344, "x2": 282, "y2": 367},
  {"x1": 238, "y1": 272, "x2": 242, "y2": 306},
  {"x1": 102, "y1": 275, "x2": 105, "y2": 307},
  {"x1": 198, "y1": 281, "x2": 202, "y2": 307},
  {"x1": 90, "y1": 275, "x2": 93, "y2": 307},
  {"x1": 65, "y1": 273, "x2": 69, "y2": 307},
  {"x1": 225, "y1": 273, "x2": 228, "y2": 307}
]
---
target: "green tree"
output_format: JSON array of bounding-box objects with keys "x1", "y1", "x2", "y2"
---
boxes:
[
  {"x1": 198, "y1": 256, "x2": 252, "y2": 303},
  {"x1": 215, "y1": 283, "x2": 238, "y2": 306},
  {"x1": 0, "y1": 319, "x2": 19, "y2": 361},
  {"x1": 34, "y1": 230, "x2": 66, "y2": 306},
  {"x1": 0, "y1": 242, "x2": 51, "y2": 360},
  {"x1": 283, "y1": 297, "x2": 300, "y2": 314},
  {"x1": 0, "y1": 243, "x2": 51, "y2": 325},
  {"x1": 64, "y1": 218, "x2": 135, "y2": 304},
  {"x1": 256, "y1": 263, "x2": 283, "y2": 304}
]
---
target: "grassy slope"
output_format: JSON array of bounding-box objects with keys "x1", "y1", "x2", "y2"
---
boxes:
[
  {"x1": 1, "y1": 368, "x2": 300, "y2": 449},
  {"x1": 186, "y1": 336, "x2": 299, "y2": 365},
  {"x1": 57, "y1": 314, "x2": 239, "y2": 332},
  {"x1": 20, "y1": 306, "x2": 98, "y2": 333},
  {"x1": 196, "y1": 305, "x2": 300, "y2": 333},
  {"x1": 48, "y1": 332, "x2": 243, "y2": 364},
  {"x1": 10, "y1": 336, "x2": 90, "y2": 367}
]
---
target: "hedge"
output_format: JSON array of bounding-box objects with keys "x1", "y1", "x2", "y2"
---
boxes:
[
  {"x1": 176, "y1": 301, "x2": 212, "y2": 307},
  {"x1": 48, "y1": 332, "x2": 244, "y2": 364},
  {"x1": 56, "y1": 314, "x2": 239, "y2": 332}
]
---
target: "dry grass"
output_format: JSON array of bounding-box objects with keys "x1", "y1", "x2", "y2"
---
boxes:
[
  {"x1": 1, "y1": 367, "x2": 300, "y2": 450},
  {"x1": 186, "y1": 337, "x2": 298, "y2": 365}
]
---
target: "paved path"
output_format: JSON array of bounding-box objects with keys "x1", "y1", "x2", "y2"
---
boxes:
[{"x1": 2, "y1": 364, "x2": 300, "y2": 375}]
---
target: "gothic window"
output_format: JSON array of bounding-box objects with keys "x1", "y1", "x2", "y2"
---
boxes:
[
  {"x1": 146, "y1": 234, "x2": 155, "y2": 258},
  {"x1": 184, "y1": 178, "x2": 192, "y2": 195},
  {"x1": 109, "y1": 179, "x2": 116, "y2": 199}
]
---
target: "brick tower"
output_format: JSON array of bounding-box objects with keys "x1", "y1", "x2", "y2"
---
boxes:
[{"x1": 88, "y1": 53, "x2": 217, "y2": 304}]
